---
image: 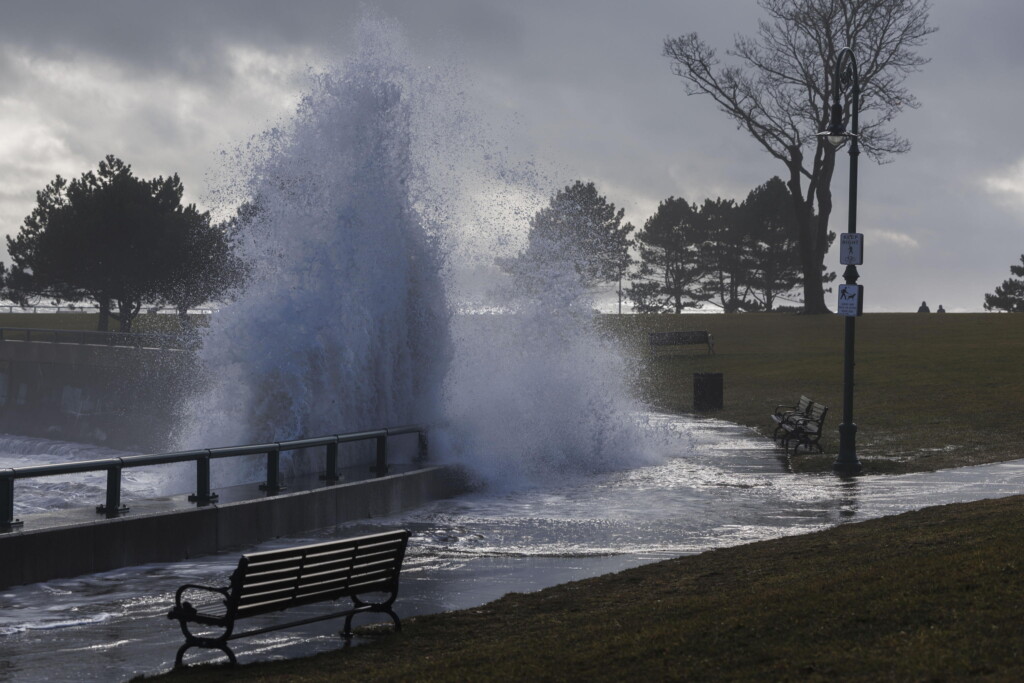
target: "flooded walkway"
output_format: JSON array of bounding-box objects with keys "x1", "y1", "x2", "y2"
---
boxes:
[{"x1": 1, "y1": 414, "x2": 1022, "y2": 682}]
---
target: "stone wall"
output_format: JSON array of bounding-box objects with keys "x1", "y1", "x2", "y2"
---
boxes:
[
  {"x1": 0, "y1": 340, "x2": 192, "y2": 451},
  {"x1": 0, "y1": 465, "x2": 469, "y2": 589}
]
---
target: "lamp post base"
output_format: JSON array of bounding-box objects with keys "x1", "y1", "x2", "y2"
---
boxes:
[{"x1": 833, "y1": 422, "x2": 863, "y2": 476}]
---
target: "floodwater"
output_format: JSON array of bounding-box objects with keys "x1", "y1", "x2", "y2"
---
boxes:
[{"x1": 1, "y1": 414, "x2": 1023, "y2": 682}]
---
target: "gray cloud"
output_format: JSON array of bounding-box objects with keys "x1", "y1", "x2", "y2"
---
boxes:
[{"x1": 0, "y1": 0, "x2": 1020, "y2": 311}]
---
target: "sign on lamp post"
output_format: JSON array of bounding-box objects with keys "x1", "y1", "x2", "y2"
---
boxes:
[
  {"x1": 839, "y1": 233, "x2": 863, "y2": 266},
  {"x1": 837, "y1": 284, "x2": 863, "y2": 317}
]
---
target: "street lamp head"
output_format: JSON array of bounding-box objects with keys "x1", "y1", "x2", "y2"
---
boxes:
[{"x1": 818, "y1": 102, "x2": 852, "y2": 148}]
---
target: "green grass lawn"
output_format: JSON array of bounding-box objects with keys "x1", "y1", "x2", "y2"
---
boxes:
[
  {"x1": 600, "y1": 313, "x2": 1024, "y2": 473},
  {"x1": 0, "y1": 311, "x2": 204, "y2": 335},
  {"x1": 147, "y1": 495, "x2": 1024, "y2": 682},
  {"x1": 13, "y1": 310, "x2": 1024, "y2": 681},
  {"x1": 4, "y1": 311, "x2": 1019, "y2": 472}
]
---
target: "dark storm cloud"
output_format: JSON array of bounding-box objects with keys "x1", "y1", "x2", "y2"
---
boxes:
[
  {"x1": 0, "y1": 1, "x2": 525, "y2": 80},
  {"x1": 0, "y1": 0, "x2": 1021, "y2": 311}
]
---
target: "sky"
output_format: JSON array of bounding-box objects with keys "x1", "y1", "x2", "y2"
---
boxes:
[{"x1": 2, "y1": 0, "x2": 1023, "y2": 313}]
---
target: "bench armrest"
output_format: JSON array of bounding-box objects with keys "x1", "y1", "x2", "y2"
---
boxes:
[{"x1": 170, "y1": 583, "x2": 231, "y2": 619}]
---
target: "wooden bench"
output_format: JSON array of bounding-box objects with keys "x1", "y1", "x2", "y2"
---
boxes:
[
  {"x1": 772, "y1": 399, "x2": 828, "y2": 454},
  {"x1": 770, "y1": 395, "x2": 813, "y2": 440},
  {"x1": 648, "y1": 330, "x2": 715, "y2": 355},
  {"x1": 167, "y1": 529, "x2": 410, "y2": 667}
]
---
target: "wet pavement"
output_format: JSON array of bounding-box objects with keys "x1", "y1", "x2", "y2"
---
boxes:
[{"x1": 0, "y1": 414, "x2": 1022, "y2": 682}]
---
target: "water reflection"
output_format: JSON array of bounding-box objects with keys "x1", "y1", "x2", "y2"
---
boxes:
[
  {"x1": 838, "y1": 479, "x2": 860, "y2": 519},
  {"x1": 1, "y1": 414, "x2": 1022, "y2": 682}
]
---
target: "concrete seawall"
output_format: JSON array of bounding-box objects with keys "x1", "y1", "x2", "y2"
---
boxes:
[
  {"x1": 0, "y1": 339, "x2": 190, "y2": 450},
  {"x1": 0, "y1": 465, "x2": 468, "y2": 590}
]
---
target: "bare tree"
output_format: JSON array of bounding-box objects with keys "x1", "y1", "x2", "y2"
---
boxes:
[{"x1": 664, "y1": 0, "x2": 935, "y2": 313}]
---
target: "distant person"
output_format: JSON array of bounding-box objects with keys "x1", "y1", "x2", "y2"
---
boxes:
[
  {"x1": 917, "y1": 301, "x2": 930, "y2": 313},
  {"x1": 937, "y1": 305, "x2": 946, "y2": 313}
]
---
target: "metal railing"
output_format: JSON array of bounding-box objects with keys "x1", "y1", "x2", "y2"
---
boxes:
[
  {"x1": 0, "y1": 304, "x2": 214, "y2": 315},
  {"x1": 0, "y1": 327, "x2": 184, "y2": 349},
  {"x1": 0, "y1": 424, "x2": 428, "y2": 531}
]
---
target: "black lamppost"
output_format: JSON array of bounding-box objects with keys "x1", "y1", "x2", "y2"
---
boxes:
[{"x1": 819, "y1": 47, "x2": 863, "y2": 476}]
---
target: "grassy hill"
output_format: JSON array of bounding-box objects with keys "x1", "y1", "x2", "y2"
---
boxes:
[
  {"x1": 2, "y1": 310, "x2": 1018, "y2": 471},
  {"x1": 149, "y1": 494, "x2": 1024, "y2": 682},
  {"x1": 137, "y1": 311, "x2": 1024, "y2": 681},
  {"x1": 600, "y1": 313, "x2": 1024, "y2": 473},
  {"x1": 9, "y1": 310, "x2": 1023, "y2": 679}
]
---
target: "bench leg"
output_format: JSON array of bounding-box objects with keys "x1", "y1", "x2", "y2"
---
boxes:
[
  {"x1": 175, "y1": 643, "x2": 190, "y2": 668},
  {"x1": 342, "y1": 613, "x2": 355, "y2": 639},
  {"x1": 388, "y1": 608, "x2": 403, "y2": 633},
  {"x1": 342, "y1": 607, "x2": 402, "y2": 639},
  {"x1": 175, "y1": 641, "x2": 237, "y2": 668}
]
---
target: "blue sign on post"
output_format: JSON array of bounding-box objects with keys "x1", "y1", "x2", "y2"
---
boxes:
[
  {"x1": 837, "y1": 284, "x2": 863, "y2": 317},
  {"x1": 840, "y1": 233, "x2": 863, "y2": 265}
]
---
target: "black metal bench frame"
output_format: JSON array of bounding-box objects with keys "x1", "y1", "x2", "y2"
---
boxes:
[
  {"x1": 773, "y1": 400, "x2": 828, "y2": 454},
  {"x1": 167, "y1": 529, "x2": 410, "y2": 667},
  {"x1": 648, "y1": 331, "x2": 715, "y2": 355},
  {"x1": 770, "y1": 395, "x2": 813, "y2": 440}
]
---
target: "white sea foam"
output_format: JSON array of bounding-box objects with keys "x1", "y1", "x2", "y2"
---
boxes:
[{"x1": 168, "y1": 18, "x2": 681, "y2": 491}]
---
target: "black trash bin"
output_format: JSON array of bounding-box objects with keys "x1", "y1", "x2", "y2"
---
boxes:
[{"x1": 693, "y1": 372, "x2": 723, "y2": 411}]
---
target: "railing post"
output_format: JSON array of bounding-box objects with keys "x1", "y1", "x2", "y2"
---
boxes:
[
  {"x1": 416, "y1": 430, "x2": 429, "y2": 463},
  {"x1": 260, "y1": 447, "x2": 285, "y2": 494},
  {"x1": 188, "y1": 452, "x2": 218, "y2": 506},
  {"x1": 321, "y1": 442, "x2": 340, "y2": 484},
  {"x1": 374, "y1": 435, "x2": 389, "y2": 477},
  {"x1": 1, "y1": 472, "x2": 23, "y2": 532},
  {"x1": 96, "y1": 463, "x2": 128, "y2": 518}
]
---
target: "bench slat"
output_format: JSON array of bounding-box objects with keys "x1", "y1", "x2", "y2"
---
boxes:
[
  {"x1": 649, "y1": 331, "x2": 709, "y2": 345},
  {"x1": 234, "y1": 574, "x2": 399, "y2": 618},
  {"x1": 648, "y1": 330, "x2": 715, "y2": 354},
  {"x1": 237, "y1": 560, "x2": 402, "y2": 604},
  {"x1": 236, "y1": 572, "x2": 399, "y2": 611},
  {"x1": 239, "y1": 549, "x2": 403, "y2": 591},
  {"x1": 242, "y1": 531, "x2": 407, "y2": 564},
  {"x1": 242, "y1": 545, "x2": 404, "y2": 578}
]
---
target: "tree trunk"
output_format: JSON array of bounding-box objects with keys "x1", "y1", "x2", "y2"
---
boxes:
[
  {"x1": 810, "y1": 149, "x2": 839, "y2": 314},
  {"x1": 786, "y1": 151, "x2": 832, "y2": 314},
  {"x1": 799, "y1": 242, "x2": 828, "y2": 313},
  {"x1": 178, "y1": 305, "x2": 191, "y2": 328},
  {"x1": 97, "y1": 298, "x2": 111, "y2": 331},
  {"x1": 117, "y1": 299, "x2": 140, "y2": 333}
]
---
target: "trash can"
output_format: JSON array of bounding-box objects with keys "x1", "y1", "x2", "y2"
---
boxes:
[{"x1": 693, "y1": 372, "x2": 723, "y2": 412}]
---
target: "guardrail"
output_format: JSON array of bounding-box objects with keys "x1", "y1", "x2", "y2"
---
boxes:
[
  {"x1": 0, "y1": 327, "x2": 184, "y2": 349},
  {"x1": 0, "y1": 424, "x2": 428, "y2": 531},
  {"x1": 0, "y1": 305, "x2": 214, "y2": 315}
]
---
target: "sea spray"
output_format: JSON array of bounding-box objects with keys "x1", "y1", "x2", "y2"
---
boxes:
[
  {"x1": 176, "y1": 19, "x2": 680, "y2": 491},
  {"x1": 438, "y1": 233, "x2": 666, "y2": 489},
  {"x1": 175, "y1": 25, "x2": 451, "y2": 486}
]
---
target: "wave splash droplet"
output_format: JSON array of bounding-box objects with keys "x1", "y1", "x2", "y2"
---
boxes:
[{"x1": 178, "y1": 18, "x2": 680, "y2": 490}]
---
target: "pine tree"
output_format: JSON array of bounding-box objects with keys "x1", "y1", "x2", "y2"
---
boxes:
[
  {"x1": 6, "y1": 156, "x2": 242, "y2": 331},
  {"x1": 696, "y1": 197, "x2": 755, "y2": 312},
  {"x1": 627, "y1": 196, "x2": 706, "y2": 313},
  {"x1": 984, "y1": 255, "x2": 1024, "y2": 312},
  {"x1": 502, "y1": 180, "x2": 633, "y2": 293},
  {"x1": 740, "y1": 177, "x2": 803, "y2": 311}
]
